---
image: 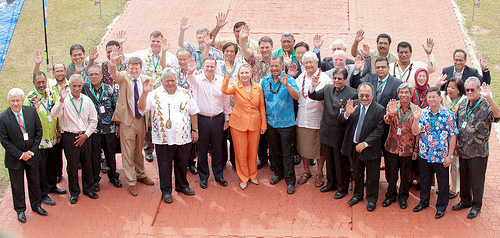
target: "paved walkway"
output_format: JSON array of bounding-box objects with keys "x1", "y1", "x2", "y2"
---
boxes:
[{"x1": 1, "y1": 0, "x2": 499, "y2": 237}]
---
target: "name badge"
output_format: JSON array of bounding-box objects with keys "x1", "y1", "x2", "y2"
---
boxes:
[
  {"x1": 397, "y1": 128, "x2": 402, "y2": 135},
  {"x1": 462, "y1": 122, "x2": 467, "y2": 129},
  {"x1": 428, "y1": 135, "x2": 432, "y2": 143},
  {"x1": 78, "y1": 118, "x2": 84, "y2": 127},
  {"x1": 23, "y1": 132, "x2": 29, "y2": 141},
  {"x1": 47, "y1": 114, "x2": 52, "y2": 122},
  {"x1": 100, "y1": 106, "x2": 105, "y2": 114}
]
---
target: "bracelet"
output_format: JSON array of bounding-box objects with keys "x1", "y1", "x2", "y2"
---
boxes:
[{"x1": 191, "y1": 129, "x2": 198, "y2": 133}]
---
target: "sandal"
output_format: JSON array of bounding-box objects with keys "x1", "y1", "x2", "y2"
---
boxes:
[
  {"x1": 297, "y1": 171, "x2": 312, "y2": 184},
  {"x1": 315, "y1": 174, "x2": 324, "y2": 187}
]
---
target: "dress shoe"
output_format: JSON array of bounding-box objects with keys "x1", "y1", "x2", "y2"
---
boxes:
[
  {"x1": 32, "y1": 206, "x2": 48, "y2": 216},
  {"x1": 110, "y1": 179, "x2": 123, "y2": 188},
  {"x1": 42, "y1": 196, "x2": 56, "y2": 206},
  {"x1": 70, "y1": 196, "x2": 78, "y2": 204},
  {"x1": 320, "y1": 184, "x2": 336, "y2": 193},
  {"x1": 175, "y1": 187, "x2": 195, "y2": 196},
  {"x1": 309, "y1": 159, "x2": 316, "y2": 166},
  {"x1": 83, "y1": 192, "x2": 99, "y2": 199},
  {"x1": 215, "y1": 177, "x2": 228, "y2": 187},
  {"x1": 413, "y1": 204, "x2": 428, "y2": 212},
  {"x1": 287, "y1": 184, "x2": 296, "y2": 194},
  {"x1": 200, "y1": 180, "x2": 208, "y2": 189},
  {"x1": 269, "y1": 176, "x2": 283, "y2": 185},
  {"x1": 162, "y1": 194, "x2": 173, "y2": 203},
  {"x1": 382, "y1": 199, "x2": 395, "y2": 207},
  {"x1": 249, "y1": 179, "x2": 259, "y2": 185},
  {"x1": 17, "y1": 211, "x2": 26, "y2": 223},
  {"x1": 101, "y1": 161, "x2": 110, "y2": 173},
  {"x1": 257, "y1": 160, "x2": 267, "y2": 170},
  {"x1": 189, "y1": 165, "x2": 198, "y2": 174},
  {"x1": 334, "y1": 192, "x2": 347, "y2": 199},
  {"x1": 137, "y1": 177, "x2": 155, "y2": 186},
  {"x1": 239, "y1": 182, "x2": 247, "y2": 190},
  {"x1": 435, "y1": 210, "x2": 445, "y2": 219},
  {"x1": 367, "y1": 202, "x2": 376, "y2": 212},
  {"x1": 399, "y1": 200, "x2": 408, "y2": 209},
  {"x1": 449, "y1": 192, "x2": 458, "y2": 199},
  {"x1": 467, "y1": 208, "x2": 480, "y2": 219},
  {"x1": 452, "y1": 202, "x2": 471, "y2": 211},
  {"x1": 293, "y1": 154, "x2": 301, "y2": 165},
  {"x1": 48, "y1": 187, "x2": 67, "y2": 194},
  {"x1": 347, "y1": 197, "x2": 361, "y2": 206},
  {"x1": 128, "y1": 186, "x2": 138, "y2": 196},
  {"x1": 145, "y1": 153, "x2": 154, "y2": 162},
  {"x1": 93, "y1": 184, "x2": 100, "y2": 192}
]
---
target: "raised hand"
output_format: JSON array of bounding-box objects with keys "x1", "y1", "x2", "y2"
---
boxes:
[
  {"x1": 386, "y1": 99, "x2": 398, "y2": 116},
  {"x1": 413, "y1": 105, "x2": 422, "y2": 120},
  {"x1": 354, "y1": 55, "x2": 364, "y2": 71},
  {"x1": 224, "y1": 61, "x2": 234, "y2": 77},
  {"x1": 345, "y1": 99, "x2": 358, "y2": 117},
  {"x1": 239, "y1": 25, "x2": 250, "y2": 41},
  {"x1": 109, "y1": 47, "x2": 122, "y2": 63},
  {"x1": 279, "y1": 71, "x2": 289, "y2": 87},
  {"x1": 89, "y1": 45, "x2": 99, "y2": 61},
  {"x1": 361, "y1": 44, "x2": 370, "y2": 56},
  {"x1": 422, "y1": 38, "x2": 434, "y2": 55},
  {"x1": 282, "y1": 51, "x2": 292, "y2": 67},
  {"x1": 311, "y1": 73, "x2": 320, "y2": 87},
  {"x1": 354, "y1": 29, "x2": 365, "y2": 42},
  {"x1": 187, "y1": 57, "x2": 197, "y2": 75},
  {"x1": 59, "y1": 88, "x2": 68, "y2": 102},
  {"x1": 161, "y1": 38, "x2": 170, "y2": 52},
  {"x1": 180, "y1": 17, "x2": 191, "y2": 31},
  {"x1": 34, "y1": 50, "x2": 43, "y2": 65},
  {"x1": 216, "y1": 12, "x2": 229, "y2": 28},
  {"x1": 288, "y1": 63, "x2": 298, "y2": 77},
  {"x1": 142, "y1": 78, "x2": 152, "y2": 93},
  {"x1": 313, "y1": 34, "x2": 324, "y2": 49},
  {"x1": 116, "y1": 30, "x2": 127, "y2": 44},
  {"x1": 435, "y1": 73, "x2": 447, "y2": 87},
  {"x1": 480, "y1": 82, "x2": 493, "y2": 100},
  {"x1": 202, "y1": 34, "x2": 213, "y2": 47},
  {"x1": 33, "y1": 97, "x2": 41, "y2": 110},
  {"x1": 480, "y1": 53, "x2": 489, "y2": 70}
]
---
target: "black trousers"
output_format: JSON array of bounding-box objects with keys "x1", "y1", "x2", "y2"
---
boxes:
[
  {"x1": 459, "y1": 157, "x2": 488, "y2": 210},
  {"x1": 258, "y1": 133, "x2": 270, "y2": 164},
  {"x1": 9, "y1": 161, "x2": 41, "y2": 212},
  {"x1": 156, "y1": 143, "x2": 191, "y2": 195},
  {"x1": 352, "y1": 147, "x2": 381, "y2": 203},
  {"x1": 91, "y1": 133, "x2": 119, "y2": 184},
  {"x1": 222, "y1": 127, "x2": 235, "y2": 167},
  {"x1": 188, "y1": 142, "x2": 197, "y2": 167},
  {"x1": 326, "y1": 145, "x2": 346, "y2": 192},
  {"x1": 39, "y1": 147, "x2": 58, "y2": 197},
  {"x1": 197, "y1": 114, "x2": 225, "y2": 181},
  {"x1": 384, "y1": 152, "x2": 412, "y2": 202},
  {"x1": 52, "y1": 140, "x2": 63, "y2": 178},
  {"x1": 266, "y1": 125, "x2": 296, "y2": 185},
  {"x1": 418, "y1": 157, "x2": 449, "y2": 212},
  {"x1": 144, "y1": 126, "x2": 154, "y2": 155},
  {"x1": 63, "y1": 132, "x2": 94, "y2": 196}
]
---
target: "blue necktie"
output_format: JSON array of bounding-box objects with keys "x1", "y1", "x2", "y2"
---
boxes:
[
  {"x1": 354, "y1": 106, "x2": 366, "y2": 143},
  {"x1": 133, "y1": 78, "x2": 141, "y2": 120}
]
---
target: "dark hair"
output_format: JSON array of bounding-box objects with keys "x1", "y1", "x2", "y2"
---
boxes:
[
  {"x1": 222, "y1": 42, "x2": 238, "y2": 54},
  {"x1": 453, "y1": 49, "x2": 467, "y2": 61},
  {"x1": 128, "y1": 57, "x2": 143, "y2": 67},
  {"x1": 233, "y1": 21, "x2": 246, "y2": 31},
  {"x1": 359, "y1": 82, "x2": 374, "y2": 93},
  {"x1": 202, "y1": 56, "x2": 217, "y2": 67},
  {"x1": 53, "y1": 62, "x2": 66, "y2": 70},
  {"x1": 87, "y1": 64, "x2": 102, "y2": 73},
  {"x1": 447, "y1": 77, "x2": 465, "y2": 96},
  {"x1": 69, "y1": 44, "x2": 85, "y2": 56},
  {"x1": 397, "y1": 41, "x2": 412, "y2": 53},
  {"x1": 377, "y1": 33, "x2": 392, "y2": 44},
  {"x1": 33, "y1": 71, "x2": 46, "y2": 82},
  {"x1": 427, "y1": 87, "x2": 441, "y2": 96},
  {"x1": 269, "y1": 55, "x2": 284, "y2": 65},
  {"x1": 176, "y1": 48, "x2": 192, "y2": 57},
  {"x1": 332, "y1": 67, "x2": 348, "y2": 80},
  {"x1": 258, "y1": 36, "x2": 273, "y2": 47},
  {"x1": 106, "y1": 40, "x2": 120, "y2": 48},
  {"x1": 375, "y1": 57, "x2": 389, "y2": 66},
  {"x1": 294, "y1": 42, "x2": 309, "y2": 51}
]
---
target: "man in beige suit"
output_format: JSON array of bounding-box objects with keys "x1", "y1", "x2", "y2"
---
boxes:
[{"x1": 109, "y1": 48, "x2": 155, "y2": 196}]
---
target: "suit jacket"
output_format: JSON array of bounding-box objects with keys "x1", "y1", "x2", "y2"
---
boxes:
[
  {"x1": 350, "y1": 73, "x2": 402, "y2": 108},
  {"x1": 0, "y1": 106, "x2": 43, "y2": 170},
  {"x1": 309, "y1": 85, "x2": 357, "y2": 147},
  {"x1": 222, "y1": 81, "x2": 267, "y2": 132},
  {"x1": 111, "y1": 71, "x2": 151, "y2": 128},
  {"x1": 341, "y1": 100, "x2": 385, "y2": 160},
  {"x1": 441, "y1": 65, "x2": 491, "y2": 91}
]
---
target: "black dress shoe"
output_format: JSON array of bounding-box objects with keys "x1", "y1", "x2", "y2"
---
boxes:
[
  {"x1": 399, "y1": 200, "x2": 408, "y2": 209},
  {"x1": 382, "y1": 199, "x2": 395, "y2": 207},
  {"x1": 32, "y1": 206, "x2": 48, "y2": 216},
  {"x1": 309, "y1": 159, "x2": 316, "y2": 166},
  {"x1": 452, "y1": 202, "x2": 471, "y2": 211},
  {"x1": 56, "y1": 175, "x2": 62, "y2": 183},
  {"x1": 257, "y1": 160, "x2": 267, "y2": 170},
  {"x1": 347, "y1": 197, "x2": 361, "y2": 206},
  {"x1": 334, "y1": 192, "x2": 347, "y2": 199},
  {"x1": 70, "y1": 196, "x2": 78, "y2": 204},
  {"x1": 17, "y1": 212, "x2": 26, "y2": 223},
  {"x1": 93, "y1": 184, "x2": 100, "y2": 192},
  {"x1": 200, "y1": 180, "x2": 208, "y2": 189},
  {"x1": 293, "y1": 155, "x2": 301, "y2": 165},
  {"x1": 42, "y1": 196, "x2": 56, "y2": 206},
  {"x1": 162, "y1": 194, "x2": 173, "y2": 203},
  {"x1": 48, "y1": 187, "x2": 67, "y2": 194},
  {"x1": 145, "y1": 153, "x2": 153, "y2": 162},
  {"x1": 215, "y1": 177, "x2": 228, "y2": 187},
  {"x1": 413, "y1": 204, "x2": 428, "y2": 212},
  {"x1": 175, "y1": 187, "x2": 195, "y2": 196},
  {"x1": 287, "y1": 184, "x2": 295, "y2": 194},
  {"x1": 435, "y1": 210, "x2": 445, "y2": 219},
  {"x1": 110, "y1": 179, "x2": 123, "y2": 188},
  {"x1": 467, "y1": 208, "x2": 480, "y2": 219},
  {"x1": 367, "y1": 202, "x2": 376, "y2": 212},
  {"x1": 269, "y1": 176, "x2": 283, "y2": 185},
  {"x1": 101, "y1": 161, "x2": 110, "y2": 173},
  {"x1": 83, "y1": 192, "x2": 99, "y2": 199},
  {"x1": 449, "y1": 192, "x2": 458, "y2": 199},
  {"x1": 189, "y1": 165, "x2": 198, "y2": 174},
  {"x1": 320, "y1": 185, "x2": 335, "y2": 193}
]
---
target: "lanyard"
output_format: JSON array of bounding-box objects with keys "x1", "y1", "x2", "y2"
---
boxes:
[
  {"x1": 178, "y1": 68, "x2": 187, "y2": 87},
  {"x1": 70, "y1": 95, "x2": 83, "y2": 117},
  {"x1": 55, "y1": 84, "x2": 67, "y2": 97},
  {"x1": 376, "y1": 51, "x2": 391, "y2": 62},
  {"x1": 427, "y1": 111, "x2": 439, "y2": 132},
  {"x1": 90, "y1": 83, "x2": 104, "y2": 104},
  {"x1": 450, "y1": 96, "x2": 461, "y2": 109},
  {"x1": 223, "y1": 61, "x2": 237, "y2": 78},
  {"x1": 196, "y1": 51, "x2": 203, "y2": 68},
  {"x1": 398, "y1": 102, "x2": 412, "y2": 125},
  {"x1": 377, "y1": 78, "x2": 388, "y2": 93},
  {"x1": 152, "y1": 54, "x2": 160, "y2": 73},
  {"x1": 415, "y1": 91, "x2": 428, "y2": 108},
  {"x1": 465, "y1": 98, "x2": 482, "y2": 120},
  {"x1": 33, "y1": 89, "x2": 50, "y2": 113}
]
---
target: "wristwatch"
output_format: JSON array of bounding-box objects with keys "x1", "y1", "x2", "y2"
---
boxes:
[{"x1": 191, "y1": 129, "x2": 199, "y2": 133}]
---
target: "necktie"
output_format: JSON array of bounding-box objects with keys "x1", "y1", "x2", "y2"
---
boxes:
[
  {"x1": 17, "y1": 112, "x2": 26, "y2": 133},
  {"x1": 354, "y1": 106, "x2": 366, "y2": 143},
  {"x1": 377, "y1": 80, "x2": 383, "y2": 102},
  {"x1": 133, "y1": 78, "x2": 142, "y2": 120}
]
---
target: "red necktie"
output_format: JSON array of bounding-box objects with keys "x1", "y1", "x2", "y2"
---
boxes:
[{"x1": 17, "y1": 112, "x2": 26, "y2": 133}]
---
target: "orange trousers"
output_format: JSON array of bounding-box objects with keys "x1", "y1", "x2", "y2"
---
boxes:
[{"x1": 230, "y1": 128, "x2": 260, "y2": 183}]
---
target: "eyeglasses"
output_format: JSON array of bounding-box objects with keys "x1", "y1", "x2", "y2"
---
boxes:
[
  {"x1": 333, "y1": 77, "x2": 345, "y2": 81},
  {"x1": 359, "y1": 94, "x2": 372, "y2": 98},
  {"x1": 465, "y1": 88, "x2": 476, "y2": 93},
  {"x1": 89, "y1": 73, "x2": 101, "y2": 76}
]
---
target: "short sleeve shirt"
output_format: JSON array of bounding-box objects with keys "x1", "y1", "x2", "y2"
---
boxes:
[
  {"x1": 186, "y1": 43, "x2": 223, "y2": 69},
  {"x1": 260, "y1": 74, "x2": 299, "y2": 128}
]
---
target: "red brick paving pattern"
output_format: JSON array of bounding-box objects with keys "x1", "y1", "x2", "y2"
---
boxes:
[{"x1": 1, "y1": 0, "x2": 499, "y2": 237}]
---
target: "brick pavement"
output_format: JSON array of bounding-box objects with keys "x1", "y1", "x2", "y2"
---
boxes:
[{"x1": 1, "y1": 0, "x2": 499, "y2": 237}]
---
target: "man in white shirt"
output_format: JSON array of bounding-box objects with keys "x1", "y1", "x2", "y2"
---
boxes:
[{"x1": 389, "y1": 39, "x2": 437, "y2": 85}]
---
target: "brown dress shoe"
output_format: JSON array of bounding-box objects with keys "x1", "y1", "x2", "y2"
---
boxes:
[
  {"x1": 137, "y1": 177, "x2": 155, "y2": 186},
  {"x1": 128, "y1": 186, "x2": 138, "y2": 196}
]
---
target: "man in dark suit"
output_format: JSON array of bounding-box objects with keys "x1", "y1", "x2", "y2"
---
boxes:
[
  {"x1": 341, "y1": 82, "x2": 385, "y2": 211},
  {"x1": 320, "y1": 39, "x2": 355, "y2": 72},
  {"x1": 309, "y1": 68, "x2": 357, "y2": 198},
  {"x1": 438, "y1": 49, "x2": 490, "y2": 91},
  {"x1": 0, "y1": 88, "x2": 47, "y2": 223}
]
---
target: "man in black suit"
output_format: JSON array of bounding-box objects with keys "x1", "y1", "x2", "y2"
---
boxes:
[
  {"x1": 309, "y1": 68, "x2": 357, "y2": 198},
  {"x1": 320, "y1": 39, "x2": 355, "y2": 72},
  {"x1": 437, "y1": 49, "x2": 490, "y2": 91},
  {"x1": 341, "y1": 82, "x2": 385, "y2": 211},
  {"x1": 0, "y1": 88, "x2": 47, "y2": 223}
]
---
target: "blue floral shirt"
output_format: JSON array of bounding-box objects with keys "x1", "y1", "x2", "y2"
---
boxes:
[
  {"x1": 260, "y1": 74, "x2": 298, "y2": 128},
  {"x1": 418, "y1": 106, "x2": 458, "y2": 163}
]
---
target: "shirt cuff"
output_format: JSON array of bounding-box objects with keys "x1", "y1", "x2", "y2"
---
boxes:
[{"x1": 313, "y1": 49, "x2": 320, "y2": 54}]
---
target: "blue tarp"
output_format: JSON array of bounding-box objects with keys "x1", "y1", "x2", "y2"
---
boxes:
[{"x1": 0, "y1": 0, "x2": 25, "y2": 71}]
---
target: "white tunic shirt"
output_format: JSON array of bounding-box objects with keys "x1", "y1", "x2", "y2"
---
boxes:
[{"x1": 296, "y1": 69, "x2": 333, "y2": 129}]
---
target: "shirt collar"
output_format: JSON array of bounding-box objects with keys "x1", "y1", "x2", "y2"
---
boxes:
[{"x1": 379, "y1": 75, "x2": 389, "y2": 82}]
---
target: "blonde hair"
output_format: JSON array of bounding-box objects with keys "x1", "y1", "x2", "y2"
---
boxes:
[{"x1": 237, "y1": 64, "x2": 253, "y2": 83}]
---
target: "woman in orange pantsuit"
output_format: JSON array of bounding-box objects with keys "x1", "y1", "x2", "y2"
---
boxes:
[{"x1": 221, "y1": 63, "x2": 266, "y2": 190}]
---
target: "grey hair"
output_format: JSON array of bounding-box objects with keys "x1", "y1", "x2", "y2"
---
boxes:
[
  {"x1": 161, "y1": 67, "x2": 177, "y2": 79},
  {"x1": 176, "y1": 48, "x2": 192, "y2": 57},
  {"x1": 8, "y1": 88, "x2": 24, "y2": 100},
  {"x1": 397, "y1": 83, "x2": 413, "y2": 94},
  {"x1": 269, "y1": 55, "x2": 284, "y2": 65},
  {"x1": 465, "y1": 76, "x2": 481, "y2": 89},
  {"x1": 330, "y1": 39, "x2": 348, "y2": 51},
  {"x1": 195, "y1": 28, "x2": 209, "y2": 36},
  {"x1": 332, "y1": 50, "x2": 347, "y2": 59},
  {"x1": 359, "y1": 82, "x2": 375, "y2": 93},
  {"x1": 281, "y1": 32, "x2": 294, "y2": 40},
  {"x1": 302, "y1": 51, "x2": 318, "y2": 63},
  {"x1": 69, "y1": 74, "x2": 83, "y2": 85}
]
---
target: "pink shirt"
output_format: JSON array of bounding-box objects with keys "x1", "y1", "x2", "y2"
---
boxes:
[
  {"x1": 51, "y1": 93, "x2": 98, "y2": 138},
  {"x1": 187, "y1": 73, "x2": 231, "y2": 121}
]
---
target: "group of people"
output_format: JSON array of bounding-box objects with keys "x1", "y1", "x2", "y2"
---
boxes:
[{"x1": 2, "y1": 12, "x2": 499, "y2": 224}]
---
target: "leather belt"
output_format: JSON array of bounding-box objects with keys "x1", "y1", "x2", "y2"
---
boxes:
[{"x1": 198, "y1": 113, "x2": 222, "y2": 120}]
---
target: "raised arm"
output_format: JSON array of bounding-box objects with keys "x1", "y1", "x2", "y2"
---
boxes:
[
  {"x1": 221, "y1": 63, "x2": 235, "y2": 95},
  {"x1": 422, "y1": 38, "x2": 436, "y2": 73},
  {"x1": 34, "y1": 50, "x2": 43, "y2": 74},
  {"x1": 159, "y1": 38, "x2": 169, "y2": 68},
  {"x1": 209, "y1": 12, "x2": 229, "y2": 46},
  {"x1": 109, "y1": 47, "x2": 124, "y2": 84},
  {"x1": 481, "y1": 83, "x2": 500, "y2": 118},
  {"x1": 239, "y1": 25, "x2": 253, "y2": 62},
  {"x1": 138, "y1": 78, "x2": 152, "y2": 111},
  {"x1": 351, "y1": 29, "x2": 365, "y2": 57}
]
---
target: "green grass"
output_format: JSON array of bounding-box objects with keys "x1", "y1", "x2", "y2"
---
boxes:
[
  {"x1": 0, "y1": 0, "x2": 127, "y2": 201},
  {"x1": 455, "y1": 0, "x2": 500, "y2": 101}
]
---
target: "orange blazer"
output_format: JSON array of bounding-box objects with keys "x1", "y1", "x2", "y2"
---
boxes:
[{"x1": 221, "y1": 77, "x2": 266, "y2": 132}]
